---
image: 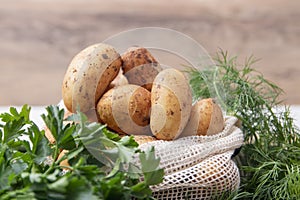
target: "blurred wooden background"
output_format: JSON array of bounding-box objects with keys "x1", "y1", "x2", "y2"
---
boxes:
[{"x1": 1, "y1": 0, "x2": 299, "y2": 105}]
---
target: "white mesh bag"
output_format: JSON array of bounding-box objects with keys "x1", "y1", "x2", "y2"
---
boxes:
[{"x1": 138, "y1": 116, "x2": 244, "y2": 200}]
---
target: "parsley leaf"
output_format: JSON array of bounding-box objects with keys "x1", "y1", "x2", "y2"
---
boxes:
[{"x1": 0, "y1": 105, "x2": 164, "y2": 199}]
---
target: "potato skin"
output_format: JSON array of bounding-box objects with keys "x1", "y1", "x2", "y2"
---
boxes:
[
  {"x1": 150, "y1": 68, "x2": 192, "y2": 140},
  {"x1": 129, "y1": 86, "x2": 152, "y2": 127},
  {"x1": 44, "y1": 109, "x2": 73, "y2": 144},
  {"x1": 206, "y1": 99, "x2": 224, "y2": 135},
  {"x1": 108, "y1": 68, "x2": 128, "y2": 90},
  {"x1": 121, "y1": 47, "x2": 161, "y2": 90},
  {"x1": 133, "y1": 135, "x2": 157, "y2": 145},
  {"x1": 97, "y1": 84, "x2": 151, "y2": 135},
  {"x1": 181, "y1": 98, "x2": 224, "y2": 137},
  {"x1": 57, "y1": 150, "x2": 70, "y2": 169},
  {"x1": 62, "y1": 43, "x2": 122, "y2": 113}
]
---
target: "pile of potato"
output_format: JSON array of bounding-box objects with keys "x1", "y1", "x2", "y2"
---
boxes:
[{"x1": 62, "y1": 43, "x2": 224, "y2": 142}]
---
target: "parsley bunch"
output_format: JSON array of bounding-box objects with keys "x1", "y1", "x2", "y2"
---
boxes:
[{"x1": 0, "y1": 105, "x2": 163, "y2": 200}]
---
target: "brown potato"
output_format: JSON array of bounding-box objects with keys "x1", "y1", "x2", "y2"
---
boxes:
[
  {"x1": 57, "y1": 150, "x2": 70, "y2": 169},
  {"x1": 108, "y1": 68, "x2": 128, "y2": 89},
  {"x1": 45, "y1": 126, "x2": 55, "y2": 144},
  {"x1": 62, "y1": 43, "x2": 122, "y2": 113},
  {"x1": 181, "y1": 98, "x2": 224, "y2": 137},
  {"x1": 133, "y1": 135, "x2": 157, "y2": 145},
  {"x1": 97, "y1": 84, "x2": 151, "y2": 135},
  {"x1": 150, "y1": 68, "x2": 192, "y2": 140},
  {"x1": 44, "y1": 109, "x2": 73, "y2": 144},
  {"x1": 121, "y1": 47, "x2": 162, "y2": 90}
]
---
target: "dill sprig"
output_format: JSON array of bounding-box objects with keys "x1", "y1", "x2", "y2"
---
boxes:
[{"x1": 189, "y1": 50, "x2": 300, "y2": 199}]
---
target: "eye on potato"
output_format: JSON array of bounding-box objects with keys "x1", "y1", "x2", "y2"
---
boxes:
[
  {"x1": 121, "y1": 47, "x2": 162, "y2": 91},
  {"x1": 62, "y1": 43, "x2": 122, "y2": 114},
  {"x1": 97, "y1": 84, "x2": 151, "y2": 135},
  {"x1": 150, "y1": 68, "x2": 192, "y2": 140},
  {"x1": 181, "y1": 98, "x2": 224, "y2": 137}
]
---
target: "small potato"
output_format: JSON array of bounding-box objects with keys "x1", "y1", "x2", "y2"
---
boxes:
[
  {"x1": 57, "y1": 150, "x2": 70, "y2": 169},
  {"x1": 181, "y1": 98, "x2": 224, "y2": 137},
  {"x1": 44, "y1": 109, "x2": 73, "y2": 144},
  {"x1": 150, "y1": 68, "x2": 192, "y2": 140},
  {"x1": 97, "y1": 84, "x2": 151, "y2": 135},
  {"x1": 133, "y1": 135, "x2": 157, "y2": 145},
  {"x1": 45, "y1": 126, "x2": 56, "y2": 144},
  {"x1": 108, "y1": 68, "x2": 128, "y2": 89},
  {"x1": 121, "y1": 47, "x2": 162, "y2": 90},
  {"x1": 62, "y1": 43, "x2": 122, "y2": 113}
]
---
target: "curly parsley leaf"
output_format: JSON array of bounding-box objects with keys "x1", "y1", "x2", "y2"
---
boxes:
[
  {"x1": 140, "y1": 147, "x2": 164, "y2": 185},
  {"x1": 0, "y1": 105, "x2": 163, "y2": 200}
]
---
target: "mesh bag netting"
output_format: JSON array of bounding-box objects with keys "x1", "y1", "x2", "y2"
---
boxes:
[{"x1": 137, "y1": 116, "x2": 244, "y2": 200}]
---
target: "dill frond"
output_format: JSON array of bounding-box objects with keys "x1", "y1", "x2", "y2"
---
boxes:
[{"x1": 189, "y1": 50, "x2": 300, "y2": 199}]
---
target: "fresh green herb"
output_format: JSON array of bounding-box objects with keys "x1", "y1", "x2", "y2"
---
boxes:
[
  {"x1": 0, "y1": 105, "x2": 163, "y2": 200},
  {"x1": 189, "y1": 50, "x2": 300, "y2": 199}
]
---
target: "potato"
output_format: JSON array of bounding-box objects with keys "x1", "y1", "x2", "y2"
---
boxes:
[
  {"x1": 45, "y1": 109, "x2": 73, "y2": 144},
  {"x1": 57, "y1": 150, "x2": 70, "y2": 169},
  {"x1": 108, "y1": 68, "x2": 128, "y2": 89},
  {"x1": 133, "y1": 135, "x2": 157, "y2": 145},
  {"x1": 150, "y1": 68, "x2": 192, "y2": 140},
  {"x1": 181, "y1": 98, "x2": 224, "y2": 137},
  {"x1": 97, "y1": 84, "x2": 151, "y2": 135},
  {"x1": 62, "y1": 43, "x2": 122, "y2": 113},
  {"x1": 45, "y1": 126, "x2": 55, "y2": 144},
  {"x1": 121, "y1": 47, "x2": 162, "y2": 90}
]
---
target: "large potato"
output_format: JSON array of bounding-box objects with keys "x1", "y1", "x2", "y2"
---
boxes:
[
  {"x1": 62, "y1": 43, "x2": 122, "y2": 113},
  {"x1": 121, "y1": 47, "x2": 162, "y2": 90},
  {"x1": 150, "y1": 68, "x2": 192, "y2": 140},
  {"x1": 181, "y1": 98, "x2": 224, "y2": 137},
  {"x1": 97, "y1": 84, "x2": 151, "y2": 135}
]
